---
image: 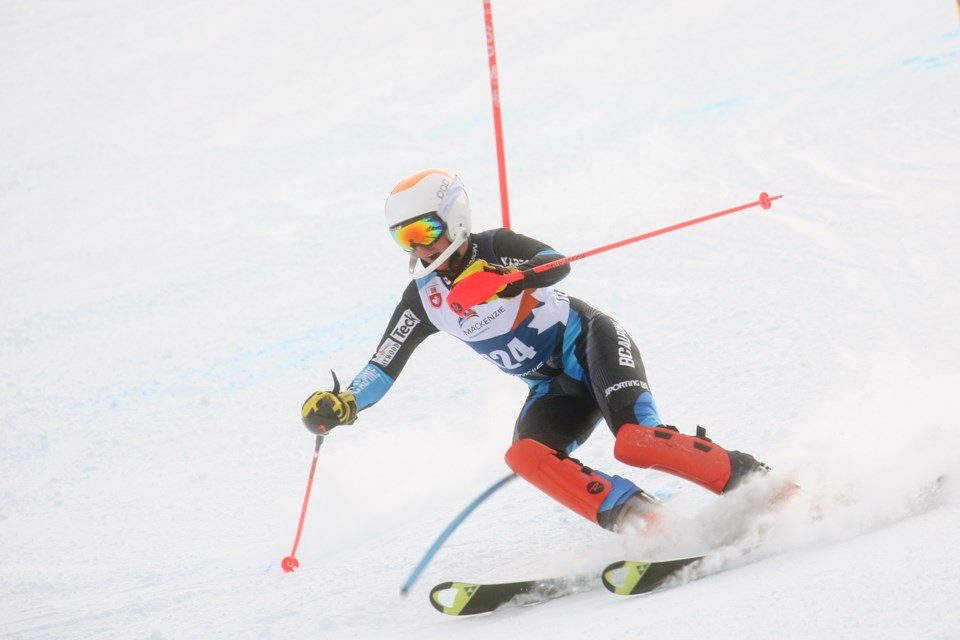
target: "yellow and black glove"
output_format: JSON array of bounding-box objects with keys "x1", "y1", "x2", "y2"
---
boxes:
[
  {"x1": 452, "y1": 259, "x2": 522, "y2": 302},
  {"x1": 301, "y1": 388, "x2": 358, "y2": 435}
]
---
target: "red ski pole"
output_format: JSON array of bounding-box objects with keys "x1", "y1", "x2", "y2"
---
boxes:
[
  {"x1": 281, "y1": 434, "x2": 324, "y2": 573},
  {"x1": 483, "y1": 0, "x2": 511, "y2": 228},
  {"x1": 447, "y1": 192, "x2": 783, "y2": 316}
]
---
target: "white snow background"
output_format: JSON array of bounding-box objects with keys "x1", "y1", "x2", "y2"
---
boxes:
[{"x1": 2, "y1": 1, "x2": 959, "y2": 638}]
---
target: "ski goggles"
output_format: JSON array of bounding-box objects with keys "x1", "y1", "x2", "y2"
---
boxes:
[{"x1": 390, "y1": 213, "x2": 447, "y2": 253}]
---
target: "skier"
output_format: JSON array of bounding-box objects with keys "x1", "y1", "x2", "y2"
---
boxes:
[{"x1": 301, "y1": 168, "x2": 770, "y2": 531}]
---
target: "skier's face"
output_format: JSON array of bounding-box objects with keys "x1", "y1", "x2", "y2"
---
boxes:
[{"x1": 413, "y1": 235, "x2": 458, "y2": 271}]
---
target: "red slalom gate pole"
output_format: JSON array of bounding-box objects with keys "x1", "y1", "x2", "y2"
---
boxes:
[
  {"x1": 447, "y1": 192, "x2": 784, "y2": 316},
  {"x1": 484, "y1": 0, "x2": 511, "y2": 228},
  {"x1": 281, "y1": 434, "x2": 324, "y2": 573}
]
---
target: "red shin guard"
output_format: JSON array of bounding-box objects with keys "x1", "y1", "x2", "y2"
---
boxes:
[
  {"x1": 504, "y1": 439, "x2": 612, "y2": 525},
  {"x1": 614, "y1": 424, "x2": 732, "y2": 494}
]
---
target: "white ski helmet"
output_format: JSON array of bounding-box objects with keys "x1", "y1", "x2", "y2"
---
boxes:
[{"x1": 385, "y1": 168, "x2": 471, "y2": 279}]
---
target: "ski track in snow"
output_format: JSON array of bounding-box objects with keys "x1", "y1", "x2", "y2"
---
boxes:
[{"x1": 2, "y1": 1, "x2": 959, "y2": 638}]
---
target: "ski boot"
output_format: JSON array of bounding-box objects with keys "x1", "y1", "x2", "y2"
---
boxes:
[{"x1": 597, "y1": 488, "x2": 662, "y2": 533}]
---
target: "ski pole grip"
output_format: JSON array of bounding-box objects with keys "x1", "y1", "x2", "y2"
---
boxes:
[{"x1": 448, "y1": 269, "x2": 525, "y2": 317}]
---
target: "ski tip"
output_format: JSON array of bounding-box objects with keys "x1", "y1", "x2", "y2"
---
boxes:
[
  {"x1": 429, "y1": 581, "x2": 462, "y2": 615},
  {"x1": 602, "y1": 556, "x2": 704, "y2": 596}
]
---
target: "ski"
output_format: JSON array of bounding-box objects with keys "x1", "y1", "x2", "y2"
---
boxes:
[
  {"x1": 598, "y1": 476, "x2": 947, "y2": 597},
  {"x1": 428, "y1": 576, "x2": 584, "y2": 615},
  {"x1": 600, "y1": 556, "x2": 703, "y2": 595},
  {"x1": 427, "y1": 556, "x2": 703, "y2": 616},
  {"x1": 429, "y1": 477, "x2": 947, "y2": 615}
]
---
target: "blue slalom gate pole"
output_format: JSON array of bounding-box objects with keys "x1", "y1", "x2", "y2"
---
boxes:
[{"x1": 400, "y1": 473, "x2": 517, "y2": 595}]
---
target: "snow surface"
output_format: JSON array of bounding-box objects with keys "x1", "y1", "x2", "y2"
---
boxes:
[{"x1": 2, "y1": 1, "x2": 959, "y2": 638}]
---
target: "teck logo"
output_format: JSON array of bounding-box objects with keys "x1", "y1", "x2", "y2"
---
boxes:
[{"x1": 390, "y1": 310, "x2": 420, "y2": 343}]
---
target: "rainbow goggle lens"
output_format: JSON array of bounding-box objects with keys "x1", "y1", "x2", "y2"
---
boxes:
[{"x1": 390, "y1": 213, "x2": 447, "y2": 252}]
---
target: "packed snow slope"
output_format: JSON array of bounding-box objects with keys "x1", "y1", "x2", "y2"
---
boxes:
[{"x1": 2, "y1": 1, "x2": 959, "y2": 638}]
